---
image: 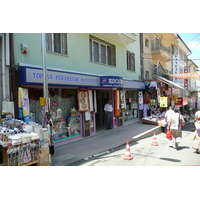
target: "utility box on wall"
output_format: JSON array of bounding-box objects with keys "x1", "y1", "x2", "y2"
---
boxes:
[{"x1": 21, "y1": 43, "x2": 28, "y2": 54}]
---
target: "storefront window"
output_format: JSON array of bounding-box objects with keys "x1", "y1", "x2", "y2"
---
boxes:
[
  {"x1": 124, "y1": 91, "x2": 138, "y2": 122},
  {"x1": 29, "y1": 88, "x2": 81, "y2": 143}
]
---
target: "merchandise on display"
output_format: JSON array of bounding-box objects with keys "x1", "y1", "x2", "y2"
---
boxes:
[
  {"x1": 0, "y1": 114, "x2": 51, "y2": 166},
  {"x1": 52, "y1": 107, "x2": 81, "y2": 143}
]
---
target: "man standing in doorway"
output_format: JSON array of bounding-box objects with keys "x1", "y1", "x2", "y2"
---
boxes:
[{"x1": 104, "y1": 100, "x2": 113, "y2": 130}]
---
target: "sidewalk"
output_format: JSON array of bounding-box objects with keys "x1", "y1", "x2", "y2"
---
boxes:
[
  {"x1": 76, "y1": 122, "x2": 198, "y2": 166},
  {"x1": 51, "y1": 121, "x2": 162, "y2": 166}
]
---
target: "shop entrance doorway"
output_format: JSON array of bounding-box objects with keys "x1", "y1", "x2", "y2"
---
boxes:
[{"x1": 96, "y1": 90, "x2": 112, "y2": 132}]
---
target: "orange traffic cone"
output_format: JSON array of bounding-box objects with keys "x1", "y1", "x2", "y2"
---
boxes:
[
  {"x1": 123, "y1": 140, "x2": 133, "y2": 160},
  {"x1": 151, "y1": 131, "x2": 159, "y2": 146}
]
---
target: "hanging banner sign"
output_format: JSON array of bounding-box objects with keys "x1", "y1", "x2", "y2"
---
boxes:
[
  {"x1": 114, "y1": 90, "x2": 120, "y2": 116},
  {"x1": 184, "y1": 66, "x2": 188, "y2": 89},
  {"x1": 173, "y1": 54, "x2": 180, "y2": 83},
  {"x1": 160, "y1": 97, "x2": 168, "y2": 107},
  {"x1": 138, "y1": 91, "x2": 143, "y2": 110},
  {"x1": 175, "y1": 97, "x2": 188, "y2": 106}
]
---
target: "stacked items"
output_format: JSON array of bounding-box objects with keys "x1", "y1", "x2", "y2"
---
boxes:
[
  {"x1": 59, "y1": 119, "x2": 68, "y2": 138},
  {"x1": 0, "y1": 126, "x2": 40, "y2": 147},
  {"x1": 39, "y1": 141, "x2": 50, "y2": 166},
  {"x1": 67, "y1": 116, "x2": 80, "y2": 136},
  {"x1": 0, "y1": 118, "x2": 51, "y2": 166},
  {"x1": 2, "y1": 118, "x2": 23, "y2": 129},
  {"x1": 6, "y1": 141, "x2": 39, "y2": 166},
  {"x1": 33, "y1": 126, "x2": 50, "y2": 166},
  {"x1": 0, "y1": 128, "x2": 10, "y2": 143}
]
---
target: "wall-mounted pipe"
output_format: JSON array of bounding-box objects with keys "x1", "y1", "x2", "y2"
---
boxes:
[{"x1": 1, "y1": 33, "x2": 6, "y2": 100}]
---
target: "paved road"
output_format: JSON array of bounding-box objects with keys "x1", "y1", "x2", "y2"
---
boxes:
[
  {"x1": 75, "y1": 123, "x2": 200, "y2": 166},
  {"x1": 51, "y1": 121, "x2": 162, "y2": 166}
]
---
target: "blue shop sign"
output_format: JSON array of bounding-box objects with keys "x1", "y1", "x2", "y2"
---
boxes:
[
  {"x1": 18, "y1": 66, "x2": 145, "y2": 89},
  {"x1": 100, "y1": 76, "x2": 123, "y2": 88},
  {"x1": 18, "y1": 66, "x2": 100, "y2": 87}
]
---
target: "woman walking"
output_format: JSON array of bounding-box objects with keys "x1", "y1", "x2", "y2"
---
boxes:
[{"x1": 193, "y1": 117, "x2": 200, "y2": 153}]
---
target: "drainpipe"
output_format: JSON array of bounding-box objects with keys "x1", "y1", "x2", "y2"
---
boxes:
[
  {"x1": 9, "y1": 33, "x2": 18, "y2": 118},
  {"x1": 2, "y1": 33, "x2": 6, "y2": 101}
]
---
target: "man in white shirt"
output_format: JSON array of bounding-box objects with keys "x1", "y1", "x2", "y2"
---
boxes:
[
  {"x1": 104, "y1": 100, "x2": 113, "y2": 130},
  {"x1": 167, "y1": 108, "x2": 185, "y2": 150},
  {"x1": 164, "y1": 106, "x2": 174, "y2": 132}
]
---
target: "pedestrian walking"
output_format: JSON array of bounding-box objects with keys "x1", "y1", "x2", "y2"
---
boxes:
[
  {"x1": 104, "y1": 100, "x2": 113, "y2": 130},
  {"x1": 167, "y1": 108, "x2": 185, "y2": 150},
  {"x1": 194, "y1": 109, "x2": 200, "y2": 121},
  {"x1": 164, "y1": 106, "x2": 174, "y2": 132},
  {"x1": 193, "y1": 117, "x2": 200, "y2": 154}
]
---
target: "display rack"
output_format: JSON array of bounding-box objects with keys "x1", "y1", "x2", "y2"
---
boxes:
[{"x1": 1, "y1": 139, "x2": 40, "y2": 166}]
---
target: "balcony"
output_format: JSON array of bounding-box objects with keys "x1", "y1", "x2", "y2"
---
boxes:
[{"x1": 151, "y1": 40, "x2": 171, "y2": 60}]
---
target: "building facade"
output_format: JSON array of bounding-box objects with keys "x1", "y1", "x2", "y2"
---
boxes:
[
  {"x1": 1, "y1": 33, "x2": 199, "y2": 146},
  {"x1": 141, "y1": 33, "x2": 195, "y2": 117},
  {"x1": 12, "y1": 33, "x2": 146, "y2": 146}
]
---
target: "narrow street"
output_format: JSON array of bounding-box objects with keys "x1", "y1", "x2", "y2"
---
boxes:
[{"x1": 74, "y1": 123, "x2": 200, "y2": 166}]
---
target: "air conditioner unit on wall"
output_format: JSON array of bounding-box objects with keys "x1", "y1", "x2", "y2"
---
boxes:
[{"x1": 138, "y1": 75, "x2": 141, "y2": 79}]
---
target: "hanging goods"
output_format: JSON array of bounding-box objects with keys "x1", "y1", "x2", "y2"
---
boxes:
[
  {"x1": 151, "y1": 132, "x2": 159, "y2": 146},
  {"x1": 123, "y1": 140, "x2": 133, "y2": 160}
]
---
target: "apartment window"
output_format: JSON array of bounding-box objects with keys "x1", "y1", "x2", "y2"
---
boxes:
[
  {"x1": 145, "y1": 38, "x2": 149, "y2": 48},
  {"x1": 127, "y1": 51, "x2": 135, "y2": 71},
  {"x1": 145, "y1": 71, "x2": 149, "y2": 80},
  {"x1": 89, "y1": 35, "x2": 116, "y2": 66},
  {"x1": 46, "y1": 33, "x2": 67, "y2": 55}
]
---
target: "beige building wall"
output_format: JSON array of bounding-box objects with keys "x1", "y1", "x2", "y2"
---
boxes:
[{"x1": 142, "y1": 33, "x2": 178, "y2": 80}]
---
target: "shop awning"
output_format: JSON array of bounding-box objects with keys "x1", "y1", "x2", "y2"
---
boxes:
[
  {"x1": 167, "y1": 72, "x2": 200, "y2": 79},
  {"x1": 154, "y1": 75, "x2": 186, "y2": 91}
]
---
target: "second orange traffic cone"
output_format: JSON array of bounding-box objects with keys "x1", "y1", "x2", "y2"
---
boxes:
[
  {"x1": 123, "y1": 140, "x2": 133, "y2": 160},
  {"x1": 151, "y1": 132, "x2": 159, "y2": 146}
]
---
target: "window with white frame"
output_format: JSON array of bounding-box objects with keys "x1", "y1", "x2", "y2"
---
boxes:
[
  {"x1": 145, "y1": 38, "x2": 149, "y2": 48},
  {"x1": 46, "y1": 33, "x2": 67, "y2": 55},
  {"x1": 89, "y1": 35, "x2": 116, "y2": 66},
  {"x1": 127, "y1": 51, "x2": 135, "y2": 71},
  {"x1": 145, "y1": 71, "x2": 149, "y2": 80}
]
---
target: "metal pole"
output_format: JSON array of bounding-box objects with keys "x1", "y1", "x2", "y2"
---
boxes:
[
  {"x1": 41, "y1": 33, "x2": 48, "y2": 99},
  {"x1": 41, "y1": 33, "x2": 54, "y2": 165}
]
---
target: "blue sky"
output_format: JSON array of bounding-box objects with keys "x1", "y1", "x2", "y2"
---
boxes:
[{"x1": 178, "y1": 33, "x2": 200, "y2": 68}]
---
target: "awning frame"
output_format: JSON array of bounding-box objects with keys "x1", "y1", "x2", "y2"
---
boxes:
[{"x1": 154, "y1": 75, "x2": 186, "y2": 91}]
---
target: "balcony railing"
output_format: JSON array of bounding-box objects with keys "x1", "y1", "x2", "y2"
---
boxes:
[{"x1": 151, "y1": 40, "x2": 170, "y2": 54}]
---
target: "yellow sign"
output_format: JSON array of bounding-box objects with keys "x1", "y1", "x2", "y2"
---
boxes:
[
  {"x1": 160, "y1": 97, "x2": 168, "y2": 107},
  {"x1": 173, "y1": 95, "x2": 178, "y2": 103},
  {"x1": 40, "y1": 97, "x2": 46, "y2": 106}
]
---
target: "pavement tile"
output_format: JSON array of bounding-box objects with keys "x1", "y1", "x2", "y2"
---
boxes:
[{"x1": 51, "y1": 121, "x2": 161, "y2": 166}]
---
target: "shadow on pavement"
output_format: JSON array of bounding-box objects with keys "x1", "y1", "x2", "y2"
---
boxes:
[
  {"x1": 169, "y1": 145, "x2": 190, "y2": 150},
  {"x1": 159, "y1": 157, "x2": 181, "y2": 162}
]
